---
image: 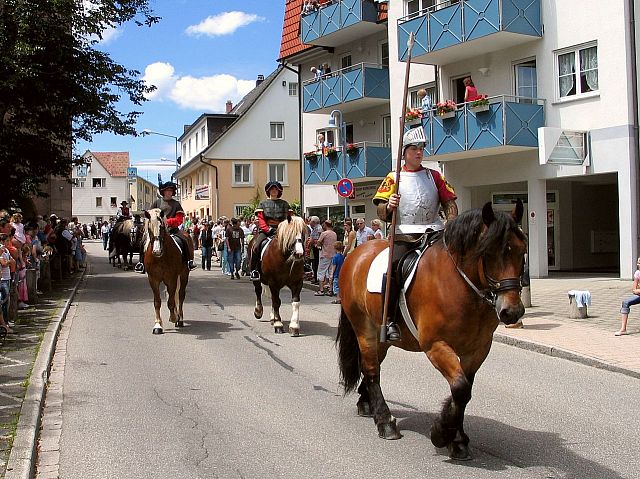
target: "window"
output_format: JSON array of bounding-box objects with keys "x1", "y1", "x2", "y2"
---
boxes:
[
  {"x1": 235, "y1": 205, "x2": 249, "y2": 217},
  {"x1": 270, "y1": 122, "x2": 284, "y2": 140},
  {"x1": 182, "y1": 143, "x2": 187, "y2": 160},
  {"x1": 92, "y1": 178, "x2": 106, "y2": 188},
  {"x1": 557, "y1": 44, "x2": 598, "y2": 98},
  {"x1": 268, "y1": 163, "x2": 287, "y2": 184},
  {"x1": 200, "y1": 126, "x2": 206, "y2": 147},
  {"x1": 110, "y1": 197, "x2": 117, "y2": 207},
  {"x1": 188, "y1": 138, "x2": 192, "y2": 158},
  {"x1": 233, "y1": 163, "x2": 252, "y2": 185},
  {"x1": 96, "y1": 197, "x2": 102, "y2": 207},
  {"x1": 72, "y1": 178, "x2": 85, "y2": 188},
  {"x1": 515, "y1": 59, "x2": 537, "y2": 103},
  {"x1": 380, "y1": 42, "x2": 389, "y2": 67},
  {"x1": 195, "y1": 132, "x2": 199, "y2": 151},
  {"x1": 406, "y1": 0, "x2": 434, "y2": 15},
  {"x1": 288, "y1": 82, "x2": 298, "y2": 96},
  {"x1": 382, "y1": 115, "x2": 392, "y2": 147},
  {"x1": 408, "y1": 84, "x2": 436, "y2": 109},
  {"x1": 341, "y1": 54, "x2": 352, "y2": 70}
]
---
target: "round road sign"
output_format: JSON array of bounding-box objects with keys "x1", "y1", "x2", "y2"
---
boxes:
[{"x1": 337, "y1": 178, "x2": 354, "y2": 198}]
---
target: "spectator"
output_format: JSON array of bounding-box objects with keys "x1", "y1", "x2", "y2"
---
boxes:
[
  {"x1": 464, "y1": 76, "x2": 482, "y2": 102},
  {"x1": 320, "y1": 63, "x2": 332, "y2": 76},
  {"x1": 100, "y1": 221, "x2": 110, "y2": 250},
  {"x1": 418, "y1": 88, "x2": 432, "y2": 112},
  {"x1": 90, "y1": 222, "x2": 97, "y2": 239},
  {"x1": 330, "y1": 241, "x2": 345, "y2": 304},
  {"x1": 310, "y1": 66, "x2": 322, "y2": 80},
  {"x1": 355, "y1": 218, "x2": 374, "y2": 246},
  {"x1": 308, "y1": 216, "x2": 322, "y2": 284},
  {"x1": 11, "y1": 213, "x2": 26, "y2": 246},
  {"x1": 192, "y1": 220, "x2": 200, "y2": 250},
  {"x1": 200, "y1": 222, "x2": 215, "y2": 271},
  {"x1": 371, "y1": 219, "x2": 384, "y2": 239},
  {"x1": 314, "y1": 220, "x2": 337, "y2": 296},
  {"x1": 226, "y1": 218, "x2": 244, "y2": 280},
  {"x1": 343, "y1": 218, "x2": 357, "y2": 256},
  {"x1": 0, "y1": 234, "x2": 13, "y2": 333},
  {"x1": 616, "y1": 256, "x2": 640, "y2": 336}
]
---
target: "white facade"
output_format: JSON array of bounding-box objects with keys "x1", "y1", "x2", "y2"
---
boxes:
[{"x1": 71, "y1": 151, "x2": 130, "y2": 224}]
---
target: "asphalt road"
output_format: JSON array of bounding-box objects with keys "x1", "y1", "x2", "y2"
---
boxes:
[{"x1": 56, "y1": 242, "x2": 639, "y2": 479}]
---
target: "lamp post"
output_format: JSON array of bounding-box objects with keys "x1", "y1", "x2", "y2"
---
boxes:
[
  {"x1": 140, "y1": 129, "x2": 179, "y2": 178},
  {"x1": 327, "y1": 109, "x2": 348, "y2": 219}
]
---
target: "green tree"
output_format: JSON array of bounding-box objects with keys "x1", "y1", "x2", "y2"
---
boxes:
[{"x1": 0, "y1": 0, "x2": 158, "y2": 206}]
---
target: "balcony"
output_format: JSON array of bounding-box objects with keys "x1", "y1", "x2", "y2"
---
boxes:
[
  {"x1": 398, "y1": 0, "x2": 542, "y2": 65},
  {"x1": 303, "y1": 63, "x2": 390, "y2": 114},
  {"x1": 301, "y1": 0, "x2": 385, "y2": 47},
  {"x1": 304, "y1": 142, "x2": 391, "y2": 185},
  {"x1": 416, "y1": 96, "x2": 544, "y2": 161}
]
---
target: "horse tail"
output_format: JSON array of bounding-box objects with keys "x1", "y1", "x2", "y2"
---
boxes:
[{"x1": 335, "y1": 307, "x2": 361, "y2": 395}]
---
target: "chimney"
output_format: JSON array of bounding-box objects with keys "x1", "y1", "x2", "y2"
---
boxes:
[
  {"x1": 256, "y1": 74, "x2": 265, "y2": 87},
  {"x1": 225, "y1": 100, "x2": 233, "y2": 114}
]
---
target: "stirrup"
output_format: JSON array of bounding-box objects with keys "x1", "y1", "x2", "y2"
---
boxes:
[
  {"x1": 250, "y1": 270, "x2": 260, "y2": 281},
  {"x1": 386, "y1": 321, "x2": 401, "y2": 342},
  {"x1": 187, "y1": 260, "x2": 197, "y2": 271},
  {"x1": 134, "y1": 262, "x2": 145, "y2": 274}
]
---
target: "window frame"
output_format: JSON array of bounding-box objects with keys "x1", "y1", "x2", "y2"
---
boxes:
[
  {"x1": 110, "y1": 197, "x2": 117, "y2": 207},
  {"x1": 288, "y1": 82, "x2": 298, "y2": 97},
  {"x1": 270, "y1": 122, "x2": 285, "y2": 141},
  {"x1": 234, "y1": 204, "x2": 250, "y2": 218},
  {"x1": 232, "y1": 162, "x2": 253, "y2": 187},
  {"x1": 408, "y1": 82, "x2": 436, "y2": 109},
  {"x1": 554, "y1": 41, "x2": 599, "y2": 102},
  {"x1": 267, "y1": 162, "x2": 288, "y2": 185},
  {"x1": 96, "y1": 197, "x2": 102, "y2": 208},
  {"x1": 92, "y1": 178, "x2": 106, "y2": 188}
]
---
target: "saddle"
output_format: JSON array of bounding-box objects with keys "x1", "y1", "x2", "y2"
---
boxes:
[
  {"x1": 171, "y1": 234, "x2": 187, "y2": 256},
  {"x1": 258, "y1": 237, "x2": 273, "y2": 261}
]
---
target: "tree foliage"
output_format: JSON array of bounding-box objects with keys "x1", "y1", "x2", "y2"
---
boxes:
[{"x1": 0, "y1": 0, "x2": 158, "y2": 205}]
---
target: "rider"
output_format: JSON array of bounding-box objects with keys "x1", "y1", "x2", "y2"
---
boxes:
[
  {"x1": 115, "y1": 201, "x2": 131, "y2": 222},
  {"x1": 372, "y1": 127, "x2": 458, "y2": 341},
  {"x1": 134, "y1": 181, "x2": 197, "y2": 273},
  {"x1": 249, "y1": 181, "x2": 293, "y2": 281}
]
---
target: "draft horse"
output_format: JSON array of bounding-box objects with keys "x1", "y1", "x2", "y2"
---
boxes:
[
  {"x1": 250, "y1": 216, "x2": 308, "y2": 336},
  {"x1": 143, "y1": 208, "x2": 190, "y2": 335},
  {"x1": 108, "y1": 219, "x2": 144, "y2": 270},
  {"x1": 336, "y1": 201, "x2": 526, "y2": 460}
]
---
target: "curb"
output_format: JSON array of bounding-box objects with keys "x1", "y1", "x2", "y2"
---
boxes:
[{"x1": 4, "y1": 269, "x2": 87, "y2": 479}]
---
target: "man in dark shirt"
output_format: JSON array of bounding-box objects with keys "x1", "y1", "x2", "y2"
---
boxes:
[{"x1": 225, "y1": 218, "x2": 245, "y2": 280}]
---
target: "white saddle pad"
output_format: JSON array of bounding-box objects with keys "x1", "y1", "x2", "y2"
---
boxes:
[
  {"x1": 170, "y1": 235, "x2": 183, "y2": 255},
  {"x1": 260, "y1": 237, "x2": 273, "y2": 261},
  {"x1": 366, "y1": 245, "x2": 429, "y2": 294}
]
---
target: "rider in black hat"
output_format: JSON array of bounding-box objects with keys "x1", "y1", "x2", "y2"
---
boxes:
[
  {"x1": 249, "y1": 181, "x2": 293, "y2": 281},
  {"x1": 134, "y1": 181, "x2": 196, "y2": 273},
  {"x1": 116, "y1": 201, "x2": 131, "y2": 222}
]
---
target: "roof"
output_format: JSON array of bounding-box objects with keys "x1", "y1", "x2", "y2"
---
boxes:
[
  {"x1": 279, "y1": 0, "x2": 388, "y2": 61},
  {"x1": 89, "y1": 152, "x2": 129, "y2": 177},
  {"x1": 230, "y1": 66, "x2": 283, "y2": 116},
  {"x1": 178, "y1": 113, "x2": 238, "y2": 141}
]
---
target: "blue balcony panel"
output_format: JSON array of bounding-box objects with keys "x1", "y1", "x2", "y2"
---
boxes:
[
  {"x1": 398, "y1": 0, "x2": 542, "y2": 65},
  {"x1": 303, "y1": 64, "x2": 389, "y2": 114},
  {"x1": 304, "y1": 144, "x2": 392, "y2": 185},
  {"x1": 418, "y1": 96, "x2": 544, "y2": 162},
  {"x1": 300, "y1": 0, "x2": 385, "y2": 47}
]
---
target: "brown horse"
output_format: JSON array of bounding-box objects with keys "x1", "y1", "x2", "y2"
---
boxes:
[
  {"x1": 336, "y1": 201, "x2": 525, "y2": 460},
  {"x1": 143, "y1": 208, "x2": 190, "y2": 335},
  {"x1": 250, "y1": 216, "x2": 308, "y2": 336}
]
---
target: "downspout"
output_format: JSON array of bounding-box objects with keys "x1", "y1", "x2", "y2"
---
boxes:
[
  {"x1": 629, "y1": 0, "x2": 640, "y2": 264},
  {"x1": 199, "y1": 154, "x2": 219, "y2": 220},
  {"x1": 281, "y1": 60, "x2": 303, "y2": 215}
]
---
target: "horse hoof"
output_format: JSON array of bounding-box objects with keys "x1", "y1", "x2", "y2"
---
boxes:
[
  {"x1": 448, "y1": 442, "x2": 472, "y2": 461},
  {"x1": 430, "y1": 423, "x2": 456, "y2": 449},
  {"x1": 377, "y1": 419, "x2": 402, "y2": 440},
  {"x1": 289, "y1": 327, "x2": 299, "y2": 337},
  {"x1": 176, "y1": 320, "x2": 184, "y2": 328},
  {"x1": 274, "y1": 326, "x2": 284, "y2": 334},
  {"x1": 152, "y1": 327, "x2": 163, "y2": 335},
  {"x1": 254, "y1": 308, "x2": 263, "y2": 319},
  {"x1": 357, "y1": 401, "x2": 372, "y2": 417}
]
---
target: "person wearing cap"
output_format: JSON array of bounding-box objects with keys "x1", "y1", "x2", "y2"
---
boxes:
[
  {"x1": 134, "y1": 181, "x2": 196, "y2": 273},
  {"x1": 249, "y1": 181, "x2": 293, "y2": 281},
  {"x1": 116, "y1": 201, "x2": 131, "y2": 222},
  {"x1": 372, "y1": 127, "x2": 458, "y2": 341}
]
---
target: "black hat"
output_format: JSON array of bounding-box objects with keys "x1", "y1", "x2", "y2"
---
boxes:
[
  {"x1": 264, "y1": 181, "x2": 283, "y2": 198},
  {"x1": 121, "y1": 201, "x2": 128, "y2": 206},
  {"x1": 159, "y1": 181, "x2": 177, "y2": 193}
]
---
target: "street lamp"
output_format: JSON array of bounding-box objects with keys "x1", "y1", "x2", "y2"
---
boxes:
[
  {"x1": 140, "y1": 129, "x2": 179, "y2": 177},
  {"x1": 327, "y1": 109, "x2": 348, "y2": 219}
]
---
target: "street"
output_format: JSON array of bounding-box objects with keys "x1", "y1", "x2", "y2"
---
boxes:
[{"x1": 51, "y1": 241, "x2": 638, "y2": 479}]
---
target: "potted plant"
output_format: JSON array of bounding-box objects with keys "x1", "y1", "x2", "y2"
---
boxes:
[
  {"x1": 436, "y1": 100, "x2": 457, "y2": 119},
  {"x1": 469, "y1": 96, "x2": 490, "y2": 113},
  {"x1": 404, "y1": 108, "x2": 422, "y2": 125},
  {"x1": 325, "y1": 146, "x2": 338, "y2": 160},
  {"x1": 304, "y1": 151, "x2": 319, "y2": 161},
  {"x1": 346, "y1": 143, "x2": 359, "y2": 156}
]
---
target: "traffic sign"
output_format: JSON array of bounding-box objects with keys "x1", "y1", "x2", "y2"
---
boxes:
[{"x1": 337, "y1": 178, "x2": 354, "y2": 198}]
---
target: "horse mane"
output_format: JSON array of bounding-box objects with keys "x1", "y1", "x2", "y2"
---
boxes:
[
  {"x1": 444, "y1": 206, "x2": 526, "y2": 263},
  {"x1": 276, "y1": 216, "x2": 307, "y2": 253}
]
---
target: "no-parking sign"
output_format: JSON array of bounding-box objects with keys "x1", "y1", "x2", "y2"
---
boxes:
[{"x1": 337, "y1": 178, "x2": 354, "y2": 198}]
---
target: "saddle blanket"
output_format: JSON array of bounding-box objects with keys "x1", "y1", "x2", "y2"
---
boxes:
[
  {"x1": 170, "y1": 234, "x2": 184, "y2": 256},
  {"x1": 366, "y1": 246, "x2": 428, "y2": 294},
  {"x1": 260, "y1": 237, "x2": 273, "y2": 261}
]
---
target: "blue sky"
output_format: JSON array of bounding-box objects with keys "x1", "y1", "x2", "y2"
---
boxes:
[{"x1": 77, "y1": 0, "x2": 286, "y2": 183}]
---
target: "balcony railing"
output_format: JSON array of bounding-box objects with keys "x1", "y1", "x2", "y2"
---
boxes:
[
  {"x1": 301, "y1": 0, "x2": 383, "y2": 47},
  {"x1": 413, "y1": 96, "x2": 544, "y2": 161},
  {"x1": 398, "y1": 0, "x2": 542, "y2": 65},
  {"x1": 304, "y1": 142, "x2": 391, "y2": 185},
  {"x1": 303, "y1": 63, "x2": 390, "y2": 114}
]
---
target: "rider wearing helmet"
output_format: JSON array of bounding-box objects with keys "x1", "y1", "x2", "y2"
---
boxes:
[
  {"x1": 249, "y1": 181, "x2": 293, "y2": 281},
  {"x1": 372, "y1": 127, "x2": 458, "y2": 341},
  {"x1": 134, "y1": 181, "x2": 196, "y2": 273}
]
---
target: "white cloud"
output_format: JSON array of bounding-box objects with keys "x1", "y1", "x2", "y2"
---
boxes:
[
  {"x1": 142, "y1": 62, "x2": 256, "y2": 112},
  {"x1": 98, "y1": 26, "x2": 122, "y2": 45},
  {"x1": 185, "y1": 11, "x2": 265, "y2": 37}
]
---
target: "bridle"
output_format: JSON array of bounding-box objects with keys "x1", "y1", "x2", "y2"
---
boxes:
[
  {"x1": 442, "y1": 232, "x2": 522, "y2": 308},
  {"x1": 147, "y1": 217, "x2": 166, "y2": 256}
]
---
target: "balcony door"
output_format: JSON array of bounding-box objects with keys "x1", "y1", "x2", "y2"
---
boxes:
[
  {"x1": 515, "y1": 59, "x2": 537, "y2": 103},
  {"x1": 382, "y1": 115, "x2": 391, "y2": 147}
]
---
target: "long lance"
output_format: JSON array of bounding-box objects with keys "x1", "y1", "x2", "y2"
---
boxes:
[{"x1": 380, "y1": 32, "x2": 415, "y2": 343}]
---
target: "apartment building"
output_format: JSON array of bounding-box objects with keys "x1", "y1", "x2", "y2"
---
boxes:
[{"x1": 282, "y1": 0, "x2": 640, "y2": 278}]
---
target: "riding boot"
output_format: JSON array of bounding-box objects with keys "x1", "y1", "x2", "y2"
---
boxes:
[
  {"x1": 381, "y1": 273, "x2": 400, "y2": 342},
  {"x1": 249, "y1": 248, "x2": 260, "y2": 281},
  {"x1": 135, "y1": 244, "x2": 145, "y2": 273}
]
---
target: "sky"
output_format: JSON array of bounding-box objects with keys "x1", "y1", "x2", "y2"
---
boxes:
[{"x1": 77, "y1": 0, "x2": 287, "y2": 184}]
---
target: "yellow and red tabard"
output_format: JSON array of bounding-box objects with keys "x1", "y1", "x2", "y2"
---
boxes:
[{"x1": 373, "y1": 166, "x2": 457, "y2": 234}]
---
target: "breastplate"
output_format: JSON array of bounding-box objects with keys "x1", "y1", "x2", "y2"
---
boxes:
[
  {"x1": 261, "y1": 199, "x2": 288, "y2": 221},
  {"x1": 397, "y1": 169, "x2": 443, "y2": 234}
]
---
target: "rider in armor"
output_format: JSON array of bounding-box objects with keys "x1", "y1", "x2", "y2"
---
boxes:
[
  {"x1": 372, "y1": 127, "x2": 458, "y2": 341},
  {"x1": 134, "y1": 181, "x2": 197, "y2": 273},
  {"x1": 249, "y1": 181, "x2": 293, "y2": 281},
  {"x1": 116, "y1": 201, "x2": 131, "y2": 222}
]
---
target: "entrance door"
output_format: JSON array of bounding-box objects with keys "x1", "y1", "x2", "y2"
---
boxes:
[{"x1": 451, "y1": 76, "x2": 468, "y2": 104}]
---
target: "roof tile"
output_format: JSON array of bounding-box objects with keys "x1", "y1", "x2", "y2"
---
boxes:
[{"x1": 91, "y1": 152, "x2": 130, "y2": 177}]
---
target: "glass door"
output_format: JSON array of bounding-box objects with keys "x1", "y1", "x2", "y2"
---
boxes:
[
  {"x1": 515, "y1": 59, "x2": 537, "y2": 103},
  {"x1": 382, "y1": 115, "x2": 391, "y2": 147}
]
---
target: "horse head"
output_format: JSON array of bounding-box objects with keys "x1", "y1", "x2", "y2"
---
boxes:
[
  {"x1": 276, "y1": 216, "x2": 307, "y2": 260},
  {"x1": 144, "y1": 208, "x2": 166, "y2": 257}
]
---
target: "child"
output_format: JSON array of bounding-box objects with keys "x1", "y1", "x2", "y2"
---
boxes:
[
  {"x1": 329, "y1": 241, "x2": 345, "y2": 304},
  {"x1": 616, "y1": 257, "x2": 640, "y2": 336}
]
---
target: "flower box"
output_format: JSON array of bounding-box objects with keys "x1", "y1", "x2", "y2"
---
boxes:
[
  {"x1": 346, "y1": 144, "x2": 360, "y2": 156},
  {"x1": 438, "y1": 111, "x2": 456, "y2": 119},
  {"x1": 405, "y1": 118, "x2": 422, "y2": 126},
  {"x1": 325, "y1": 147, "x2": 338, "y2": 160},
  {"x1": 304, "y1": 152, "x2": 319, "y2": 162},
  {"x1": 470, "y1": 104, "x2": 490, "y2": 113}
]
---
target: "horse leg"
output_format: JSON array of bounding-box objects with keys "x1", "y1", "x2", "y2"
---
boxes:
[
  {"x1": 427, "y1": 341, "x2": 474, "y2": 460},
  {"x1": 356, "y1": 344, "x2": 390, "y2": 417},
  {"x1": 288, "y1": 281, "x2": 302, "y2": 337},
  {"x1": 149, "y1": 278, "x2": 163, "y2": 335},
  {"x1": 270, "y1": 285, "x2": 284, "y2": 334},
  {"x1": 175, "y1": 274, "x2": 186, "y2": 328},
  {"x1": 167, "y1": 280, "x2": 178, "y2": 324},
  {"x1": 253, "y1": 280, "x2": 264, "y2": 319}
]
